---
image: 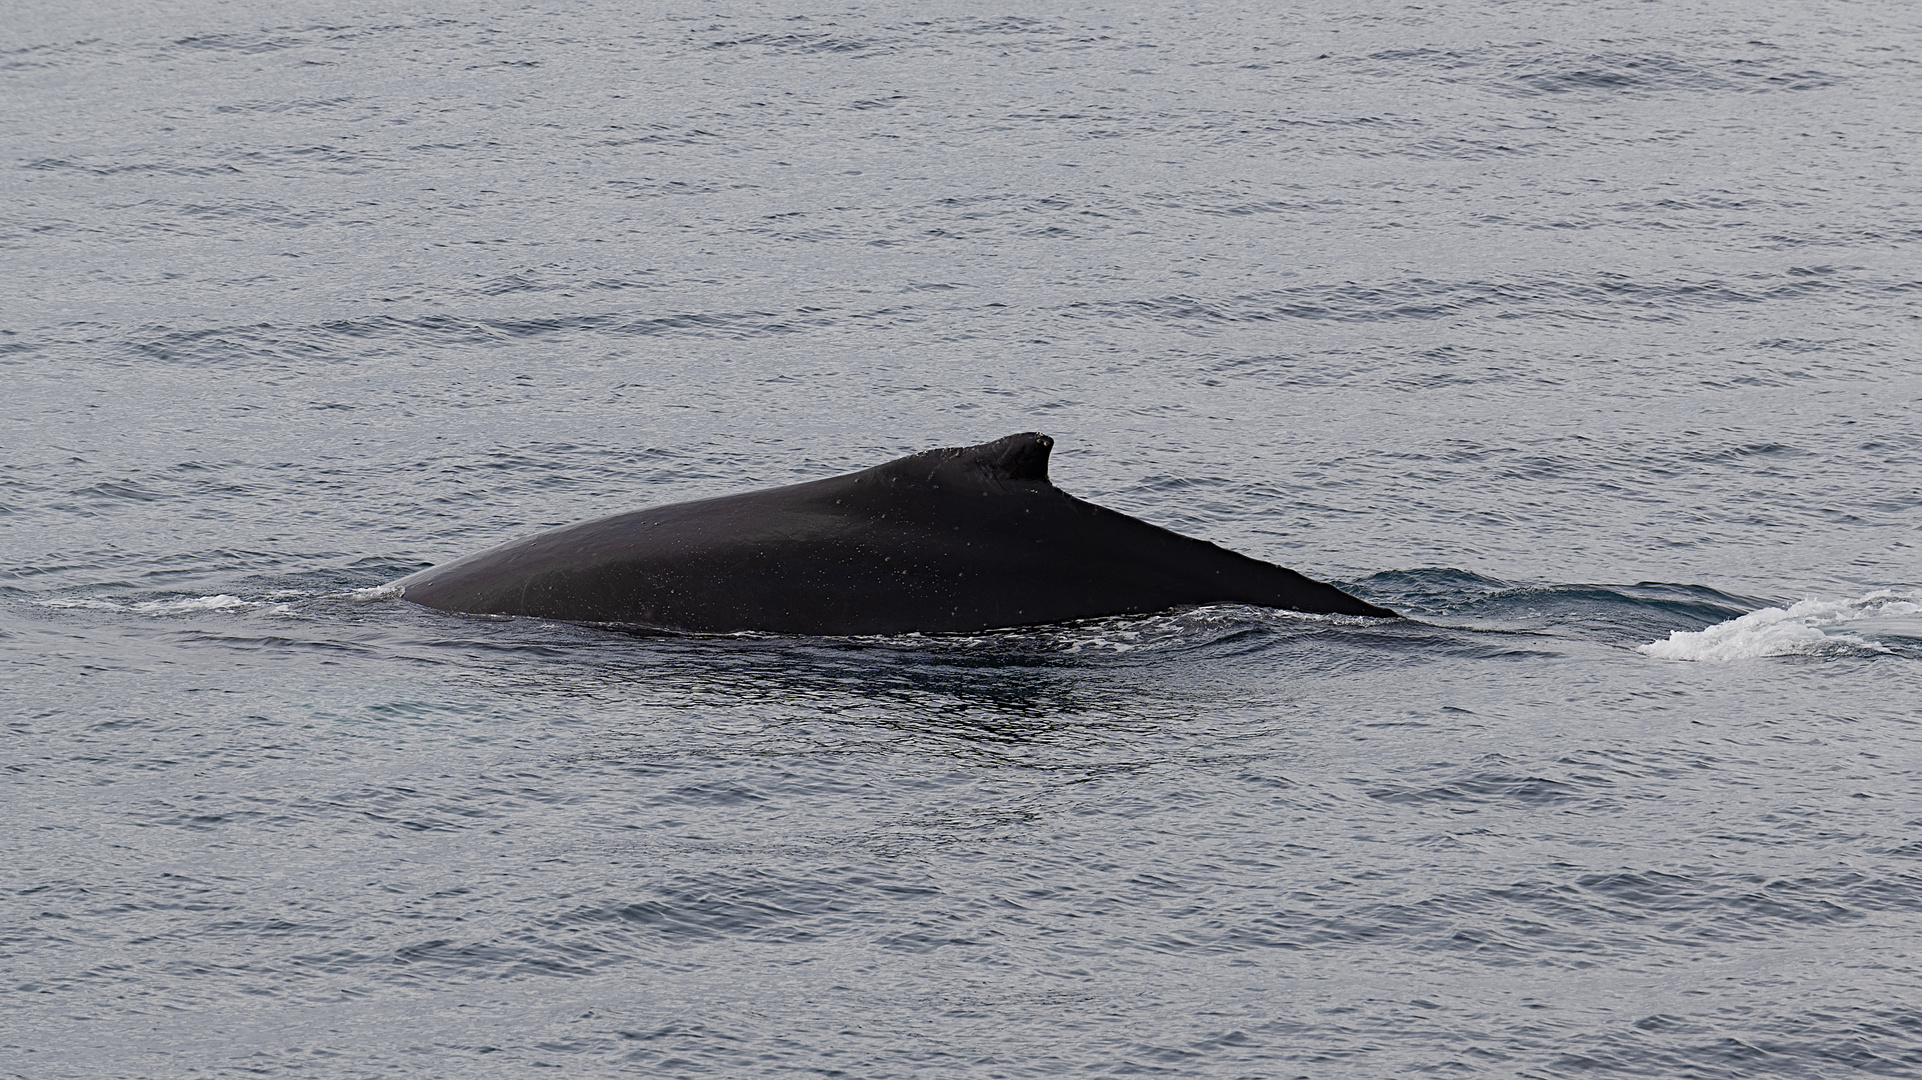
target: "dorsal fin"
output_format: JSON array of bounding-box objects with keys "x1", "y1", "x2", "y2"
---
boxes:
[
  {"x1": 873, "y1": 432, "x2": 1056, "y2": 488},
  {"x1": 969, "y1": 431, "x2": 1053, "y2": 482}
]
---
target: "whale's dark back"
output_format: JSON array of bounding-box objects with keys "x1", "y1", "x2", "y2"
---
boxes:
[{"x1": 395, "y1": 432, "x2": 1394, "y2": 633}]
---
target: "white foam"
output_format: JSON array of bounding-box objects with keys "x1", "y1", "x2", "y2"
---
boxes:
[
  {"x1": 135, "y1": 594, "x2": 249, "y2": 613},
  {"x1": 1639, "y1": 591, "x2": 1919, "y2": 661},
  {"x1": 348, "y1": 582, "x2": 405, "y2": 601},
  {"x1": 30, "y1": 596, "x2": 127, "y2": 612},
  {"x1": 33, "y1": 593, "x2": 251, "y2": 615}
]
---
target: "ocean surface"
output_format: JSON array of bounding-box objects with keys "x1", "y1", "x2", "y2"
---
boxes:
[{"x1": 6, "y1": 1, "x2": 1921, "y2": 1076}]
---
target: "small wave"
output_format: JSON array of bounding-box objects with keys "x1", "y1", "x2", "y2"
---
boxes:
[
  {"x1": 349, "y1": 582, "x2": 405, "y2": 601},
  {"x1": 32, "y1": 593, "x2": 252, "y2": 615},
  {"x1": 1000, "y1": 605, "x2": 1360, "y2": 655},
  {"x1": 826, "y1": 604, "x2": 1400, "y2": 660},
  {"x1": 599, "y1": 604, "x2": 1391, "y2": 656},
  {"x1": 1638, "y1": 591, "x2": 1919, "y2": 661},
  {"x1": 1354, "y1": 570, "x2": 1761, "y2": 632}
]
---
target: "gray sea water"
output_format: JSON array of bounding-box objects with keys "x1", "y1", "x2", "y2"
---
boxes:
[{"x1": 6, "y1": 1, "x2": 1922, "y2": 1076}]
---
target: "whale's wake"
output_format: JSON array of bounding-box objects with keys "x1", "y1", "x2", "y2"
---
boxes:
[{"x1": 1638, "y1": 590, "x2": 1920, "y2": 661}]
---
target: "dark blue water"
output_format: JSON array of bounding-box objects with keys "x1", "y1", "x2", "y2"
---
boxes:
[{"x1": 6, "y1": 2, "x2": 1921, "y2": 1076}]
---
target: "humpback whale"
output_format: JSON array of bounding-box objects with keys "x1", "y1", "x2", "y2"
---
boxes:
[{"x1": 394, "y1": 432, "x2": 1394, "y2": 634}]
